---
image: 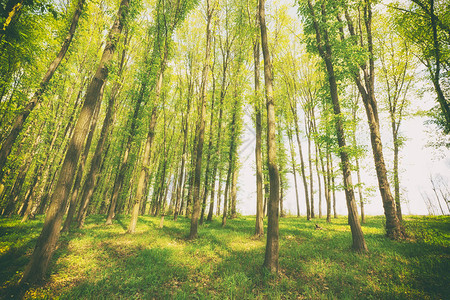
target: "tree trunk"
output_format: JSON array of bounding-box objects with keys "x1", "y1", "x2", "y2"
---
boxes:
[
  {"x1": 207, "y1": 48, "x2": 228, "y2": 222},
  {"x1": 20, "y1": 164, "x2": 42, "y2": 222},
  {"x1": 25, "y1": 92, "x2": 69, "y2": 217},
  {"x1": 230, "y1": 167, "x2": 237, "y2": 219},
  {"x1": 307, "y1": 0, "x2": 367, "y2": 252},
  {"x1": 216, "y1": 168, "x2": 223, "y2": 216},
  {"x1": 288, "y1": 129, "x2": 300, "y2": 217},
  {"x1": 253, "y1": 13, "x2": 264, "y2": 235},
  {"x1": 76, "y1": 31, "x2": 128, "y2": 228},
  {"x1": 430, "y1": 175, "x2": 445, "y2": 215},
  {"x1": 35, "y1": 85, "x2": 84, "y2": 213},
  {"x1": 307, "y1": 122, "x2": 314, "y2": 218},
  {"x1": 330, "y1": 156, "x2": 337, "y2": 218},
  {"x1": 189, "y1": 0, "x2": 213, "y2": 239},
  {"x1": 428, "y1": 0, "x2": 450, "y2": 131},
  {"x1": 344, "y1": 3, "x2": 404, "y2": 239},
  {"x1": 128, "y1": 104, "x2": 158, "y2": 234},
  {"x1": 20, "y1": 0, "x2": 129, "y2": 284},
  {"x1": 1, "y1": 128, "x2": 40, "y2": 216},
  {"x1": 206, "y1": 173, "x2": 216, "y2": 221},
  {"x1": 290, "y1": 104, "x2": 310, "y2": 220},
  {"x1": 62, "y1": 92, "x2": 101, "y2": 232},
  {"x1": 105, "y1": 84, "x2": 144, "y2": 225},
  {"x1": 174, "y1": 84, "x2": 190, "y2": 220},
  {"x1": 168, "y1": 173, "x2": 177, "y2": 215},
  {"x1": 222, "y1": 160, "x2": 232, "y2": 227},
  {"x1": 200, "y1": 77, "x2": 216, "y2": 225},
  {"x1": 325, "y1": 149, "x2": 331, "y2": 223},
  {"x1": 279, "y1": 172, "x2": 284, "y2": 218},
  {"x1": 315, "y1": 143, "x2": 322, "y2": 218},
  {"x1": 155, "y1": 147, "x2": 169, "y2": 217},
  {"x1": 260, "y1": 0, "x2": 280, "y2": 273},
  {"x1": 355, "y1": 156, "x2": 365, "y2": 223},
  {"x1": 393, "y1": 132, "x2": 402, "y2": 221},
  {"x1": 357, "y1": 73, "x2": 404, "y2": 238}
]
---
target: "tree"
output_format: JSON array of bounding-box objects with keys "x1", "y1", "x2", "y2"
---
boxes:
[
  {"x1": 377, "y1": 17, "x2": 416, "y2": 222},
  {"x1": 260, "y1": 0, "x2": 280, "y2": 272},
  {"x1": 301, "y1": 0, "x2": 368, "y2": 252},
  {"x1": 343, "y1": 1, "x2": 406, "y2": 239},
  {"x1": 74, "y1": 30, "x2": 130, "y2": 230},
  {"x1": 287, "y1": 126, "x2": 300, "y2": 217},
  {"x1": 189, "y1": 0, "x2": 214, "y2": 239},
  {"x1": 250, "y1": 0, "x2": 264, "y2": 236},
  {"x1": 20, "y1": 0, "x2": 130, "y2": 284},
  {"x1": 393, "y1": 0, "x2": 449, "y2": 132},
  {"x1": 349, "y1": 86, "x2": 366, "y2": 224}
]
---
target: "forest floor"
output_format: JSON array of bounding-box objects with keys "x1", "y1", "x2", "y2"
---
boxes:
[{"x1": 0, "y1": 214, "x2": 449, "y2": 299}]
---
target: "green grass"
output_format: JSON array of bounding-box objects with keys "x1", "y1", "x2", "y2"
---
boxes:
[{"x1": 0, "y1": 214, "x2": 449, "y2": 299}]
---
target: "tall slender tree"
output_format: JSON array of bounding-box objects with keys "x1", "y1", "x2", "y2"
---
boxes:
[
  {"x1": 189, "y1": 0, "x2": 214, "y2": 239},
  {"x1": 303, "y1": 0, "x2": 368, "y2": 252},
  {"x1": 20, "y1": 0, "x2": 130, "y2": 284},
  {"x1": 343, "y1": 2, "x2": 405, "y2": 239},
  {"x1": 260, "y1": 0, "x2": 280, "y2": 272}
]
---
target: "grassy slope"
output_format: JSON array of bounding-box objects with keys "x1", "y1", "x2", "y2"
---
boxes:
[{"x1": 0, "y1": 214, "x2": 449, "y2": 299}]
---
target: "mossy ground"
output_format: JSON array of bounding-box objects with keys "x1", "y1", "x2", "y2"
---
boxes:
[{"x1": 0, "y1": 214, "x2": 449, "y2": 299}]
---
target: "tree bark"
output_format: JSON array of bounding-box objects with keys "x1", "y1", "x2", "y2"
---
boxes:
[
  {"x1": 325, "y1": 149, "x2": 331, "y2": 223},
  {"x1": 62, "y1": 93, "x2": 101, "y2": 232},
  {"x1": 330, "y1": 156, "x2": 337, "y2": 218},
  {"x1": 1, "y1": 127, "x2": 40, "y2": 216},
  {"x1": 279, "y1": 171, "x2": 284, "y2": 218},
  {"x1": 216, "y1": 167, "x2": 223, "y2": 216},
  {"x1": 222, "y1": 159, "x2": 232, "y2": 227},
  {"x1": 35, "y1": 84, "x2": 84, "y2": 214},
  {"x1": 207, "y1": 47, "x2": 229, "y2": 222},
  {"x1": 174, "y1": 79, "x2": 191, "y2": 220},
  {"x1": 355, "y1": 156, "x2": 365, "y2": 223},
  {"x1": 260, "y1": 0, "x2": 280, "y2": 273},
  {"x1": 307, "y1": 120, "x2": 314, "y2": 218},
  {"x1": 315, "y1": 143, "x2": 322, "y2": 218},
  {"x1": 230, "y1": 167, "x2": 238, "y2": 219},
  {"x1": 128, "y1": 105, "x2": 158, "y2": 234},
  {"x1": 200, "y1": 76, "x2": 216, "y2": 225},
  {"x1": 428, "y1": 0, "x2": 450, "y2": 131},
  {"x1": 289, "y1": 101, "x2": 310, "y2": 220},
  {"x1": 287, "y1": 128, "x2": 300, "y2": 217},
  {"x1": 253, "y1": 11, "x2": 264, "y2": 235},
  {"x1": 20, "y1": 166, "x2": 41, "y2": 222},
  {"x1": 221, "y1": 95, "x2": 238, "y2": 227}
]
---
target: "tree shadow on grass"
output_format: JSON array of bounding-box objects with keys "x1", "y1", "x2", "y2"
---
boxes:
[
  {"x1": 0, "y1": 217, "x2": 44, "y2": 286},
  {"x1": 114, "y1": 215, "x2": 128, "y2": 231},
  {"x1": 59, "y1": 241, "x2": 190, "y2": 299},
  {"x1": 0, "y1": 216, "x2": 73, "y2": 299}
]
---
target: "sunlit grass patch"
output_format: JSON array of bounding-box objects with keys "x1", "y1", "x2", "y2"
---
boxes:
[{"x1": 0, "y1": 214, "x2": 448, "y2": 299}]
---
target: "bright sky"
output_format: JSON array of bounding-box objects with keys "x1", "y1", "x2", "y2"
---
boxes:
[{"x1": 236, "y1": 96, "x2": 449, "y2": 216}]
